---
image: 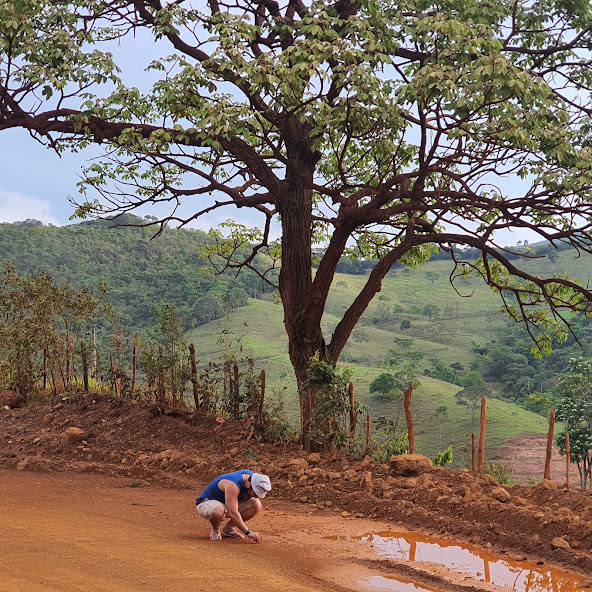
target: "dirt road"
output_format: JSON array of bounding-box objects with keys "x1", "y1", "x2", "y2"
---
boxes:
[
  {"x1": 2, "y1": 470, "x2": 591, "y2": 592},
  {"x1": 0, "y1": 470, "x2": 389, "y2": 592}
]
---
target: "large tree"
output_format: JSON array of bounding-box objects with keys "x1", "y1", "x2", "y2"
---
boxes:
[{"x1": 4, "y1": 0, "x2": 592, "y2": 441}]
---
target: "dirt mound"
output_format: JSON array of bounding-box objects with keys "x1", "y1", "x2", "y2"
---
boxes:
[{"x1": 2, "y1": 393, "x2": 592, "y2": 579}]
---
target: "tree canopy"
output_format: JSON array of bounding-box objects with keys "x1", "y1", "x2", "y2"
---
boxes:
[{"x1": 4, "y1": 0, "x2": 592, "y2": 442}]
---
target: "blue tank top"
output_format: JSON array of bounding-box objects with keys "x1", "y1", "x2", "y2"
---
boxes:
[{"x1": 196, "y1": 470, "x2": 253, "y2": 505}]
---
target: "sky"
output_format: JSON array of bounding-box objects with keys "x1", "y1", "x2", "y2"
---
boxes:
[
  {"x1": 0, "y1": 25, "x2": 269, "y2": 233},
  {"x1": 0, "y1": 133, "x2": 263, "y2": 231},
  {"x1": 0, "y1": 130, "x2": 89, "y2": 227},
  {"x1": 0, "y1": 130, "x2": 232, "y2": 229}
]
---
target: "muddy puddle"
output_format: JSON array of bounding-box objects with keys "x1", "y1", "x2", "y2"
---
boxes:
[{"x1": 328, "y1": 530, "x2": 587, "y2": 592}]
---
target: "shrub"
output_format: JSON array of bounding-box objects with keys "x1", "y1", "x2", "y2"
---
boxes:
[
  {"x1": 301, "y1": 353, "x2": 352, "y2": 450},
  {"x1": 261, "y1": 402, "x2": 297, "y2": 443},
  {"x1": 486, "y1": 462, "x2": 515, "y2": 485},
  {"x1": 432, "y1": 445, "x2": 453, "y2": 467}
]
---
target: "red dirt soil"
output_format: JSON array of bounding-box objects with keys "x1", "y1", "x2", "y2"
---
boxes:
[
  {"x1": 2, "y1": 394, "x2": 592, "y2": 591},
  {"x1": 493, "y1": 435, "x2": 582, "y2": 486}
]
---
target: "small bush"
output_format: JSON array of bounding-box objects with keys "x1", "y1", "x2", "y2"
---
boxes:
[
  {"x1": 486, "y1": 462, "x2": 515, "y2": 485},
  {"x1": 370, "y1": 432, "x2": 410, "y2": 463},
  {"x1": 261, "y1": 402, "x2": 297, "y2": 443},
  {"x1": 300, "y1": 353, "x2": 352, "y2": 451},
  {"x1": 432, "y1": 445, "x2": 453, "y2": 467}
]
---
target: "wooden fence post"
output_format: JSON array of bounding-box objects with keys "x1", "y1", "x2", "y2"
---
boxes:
[
  {"x1": 258, "y1": 369, "x2": 266, "y2": 424},
  {"x1": 565, "y1": 432, "x2": 570, "y2": 489},
  {"x1": 171, "y1": 364, "x2": 177, "y2": 408},
  {"x1": 81, "y1": 343, "x2": 89, "y2": 392},
  {"x1": 301, "y1": 388, "x2": 314, "y2": 452},
  {"x1": 91, "y1": 325, "x2": 97, "y2": 379},
  {"x1": 43, "y1": 348, "x2": 48, "y2": 391},
  {"x1": 189, "y1": 344, "x2": 199, "y2": 409},
  {"x1": 477, "y1": 397, "x2": 486, "y2": 473},
  {"x1": 109, "y1": 355, "x2": 120, "y2": 398},
  {"x1": 348, "y1": 382, "x2": 357, "y2": 438},
  {"x1": 130, "y1": 344, "x2": 136, "y2": 398},
  {"x1": 232, "y1": 360, "x2": 240, "y2": 420},
  {"x1": 404, "y1": 383, "x2": 414, "y2": 454},
  {"x1": 65, "y1": 335, "x2": 71, "y2": 391},
  {"x1": 544, "y1": 408, "x2": 555, "y2": 481},
  {"x1": 157, "y1": 346, "x2": 165, "y2": 409}
]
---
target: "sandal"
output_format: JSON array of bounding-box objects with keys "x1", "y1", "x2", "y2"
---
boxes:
[
  {"x1": 221, "y1": 530, "x2": 243, "y2": 539},
  {"x1": 210, "y1": 532, "x2": 222, "y2": 541}
]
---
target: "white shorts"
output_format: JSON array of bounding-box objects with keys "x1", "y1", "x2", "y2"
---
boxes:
[
  {"x1": 195, "y1": 498, "x2": 253, "y2": 520},
  {"x1": 196, "y1": 499, "x2": 224, "y2": 519}
]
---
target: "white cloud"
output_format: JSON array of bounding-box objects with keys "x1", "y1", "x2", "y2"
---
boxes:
[{"x1": 0, "y1": 190, "x2": 63, "y2": 226}]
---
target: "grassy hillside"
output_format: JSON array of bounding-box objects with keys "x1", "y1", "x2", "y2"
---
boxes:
[
  {"x1": 187, "y1": 248, "x2": 592, "y2": 467},
  {"x1": 322, "y1": 263, "x2": 505, "y2": 370},
  {"x1": 189, "y1": 248, "x2": 580, "y2": 392},
  {"x1": 187, "y1": 291, "x2": 550, "y2": 468}
]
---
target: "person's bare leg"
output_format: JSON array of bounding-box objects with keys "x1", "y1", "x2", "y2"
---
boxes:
[
  {"x1": 222, "y1": 498, "x2": 261, "y2": 534},
  {"x1": 209, "y1": 505, "x2": 225, "y2": 539}
]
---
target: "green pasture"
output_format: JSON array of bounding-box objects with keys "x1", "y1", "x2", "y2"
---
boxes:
[
  {"x1": 187, "y1": 270, "x2": 551, "y2": 467},
  {"x1": 344, "y1": 369, "x2": 548, "y2": 467}
]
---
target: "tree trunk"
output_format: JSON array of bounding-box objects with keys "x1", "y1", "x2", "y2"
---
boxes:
[
  {"x1": 277, "y1": 134, "x2": 422, "y2": 450},
  {"x1": 277, "y1": 160, "x2": 318, "y2": 445}
]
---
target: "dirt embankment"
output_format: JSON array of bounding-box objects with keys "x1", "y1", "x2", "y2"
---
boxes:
[{"x1": 2, "y1": 393, "x2": 592, "y2": 588}]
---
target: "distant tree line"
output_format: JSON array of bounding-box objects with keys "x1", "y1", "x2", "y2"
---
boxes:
[
  {"x1": 325, "y1": 240, "x2": 572, "y2": 275},
  {"x1": 0, "y1": 217, "x2": 274, "y2": 334}
]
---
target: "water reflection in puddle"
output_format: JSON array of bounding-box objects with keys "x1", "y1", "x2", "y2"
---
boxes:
[
  {"x1": 329, "y1": 531, "x2": 587, "y2": 592},
  {"x1": 366, "y1": 573, "x2": 440, "y2": 592}
]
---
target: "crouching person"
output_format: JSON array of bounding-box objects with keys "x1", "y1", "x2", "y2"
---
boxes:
[{"x1": 195, "y1": 470, "x2": 272, "y2": 543}]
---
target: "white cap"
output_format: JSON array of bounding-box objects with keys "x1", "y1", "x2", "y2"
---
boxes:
[{"x1": 251, "y1": 473, "x2": 272, "y2": 498}]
